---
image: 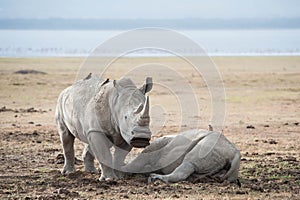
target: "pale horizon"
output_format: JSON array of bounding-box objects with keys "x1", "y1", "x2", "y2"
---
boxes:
[{"x1": 0, "y1": 0, "x2": 299, "y2": 19}]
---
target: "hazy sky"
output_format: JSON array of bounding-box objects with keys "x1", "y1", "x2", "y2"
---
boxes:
[{"x1": 0, "y1": 0, "x2": 299, "y2": 19}]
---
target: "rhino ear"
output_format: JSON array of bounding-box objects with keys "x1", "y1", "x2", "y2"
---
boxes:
[
  {"x1": 100, "y1": 78, "x2": 109, "y2": 86},
  {"x1": 139, "y1": 77, "x2": 153, "y2": 94}
]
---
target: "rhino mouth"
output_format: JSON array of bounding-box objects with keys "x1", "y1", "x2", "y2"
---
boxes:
[{"x1": 130, "y1": 137, "x2": 150, "y2": 148}]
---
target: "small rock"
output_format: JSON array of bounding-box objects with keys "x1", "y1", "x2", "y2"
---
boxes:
[
  {"x1": 294, "y1": 122, "x2": 299, "y2": 126},
  {"x1": 75, "y1": 157, "x2": 83, "y2": 165},
  {"x1": 36, "y1": 140, "x2": 42, "y2": 143},
  {"x1": 12, "y1": 83, "x2": 25, "y2": 86},
  {"x1": 56, "y1": 153, "x2": 65, "y2": 164},
  {"x1": 277, "y1": 156, "x2": 283, "y2": 161},
  {"x1": 106, "y1": 180, "x2": 117, "y2": 186},
  {"x1": 14, "y1": 115, "x2": 18, "y2": 118},
  {"x1": 285, "y1": 156, "x2": 297, "y2": 162},
  {"x1": 284, "y1": 122, "x2": 289, "y2": 125},
  {"x1": 248, "y1": 168, "x2": 256, "y2": 174},
  {"x1": 264, "y1": 152, "x2": 275, "y2": 156},
  {"x1": 28, "y1": 121, "x2": 34, "y2": 124},
  {"x1": 86, "y1": 188, "x2": 96, "y2": 192},
  {"x1": 268, "y1": 139, "x2": 277, "y2": 144},
  {"x1": 35, "y1": 124, "x2": 42, "y2": 126},
  {"x1": 70, "y1": 191, "x2": 79, "y2": 197},
  {"x1": 236, "y1": 190, "x2": 247, "y2": 194},
  {"x1": 27, "y1": 107, "x2": 36, "y2": 112},
  {"x1": 32, "y1": 130, "x2": 39, "y2": 136},
  {"x1": 246, "y1": 125, "x2": 255, "y2": 129},
  {"x1": 263, "y1": 124, "x2": 269, "y2": 127},
  {"x1": 0, "y1": 106, "x2": 13, "y2": 112},
  {"x1": 12, "y1": 123, "x2": 16, "y2": 126},
  {"x1": 121, "y1": 194, "x2": 129, "y2": 199},
  {"x1": 57, "y1": 188, "x2": 70, "y2": 195}
]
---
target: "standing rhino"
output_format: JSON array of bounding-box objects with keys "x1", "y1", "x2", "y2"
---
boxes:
[
  {"x1": 121, "y1": 129, "x2": 241, "y2": 184},
  {"x1": 55, "y1": 74, "x2": 153, "y2": 180}
]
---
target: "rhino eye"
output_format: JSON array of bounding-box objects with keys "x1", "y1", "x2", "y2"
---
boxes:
[{"x1": 124, "y1": 116, "x2": 127, "y2": 119}]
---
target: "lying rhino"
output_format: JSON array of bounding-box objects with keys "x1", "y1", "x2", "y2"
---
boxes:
[
  {"x1": 121, "y1": 129, "x2": 241, "y2": 184},
  {"x1": 55, "y1": 74, "x2": 153, "y2": 180}
]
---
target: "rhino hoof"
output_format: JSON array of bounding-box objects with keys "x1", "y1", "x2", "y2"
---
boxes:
[
  {"x1": 99, "y1": 176, "x2": 114, "y2": 181},
  {"x1": 148, "y1": 174, "x2": 159, "y2": 183},
  {"x1": 114, "y1": 170, "x2": 125, "y2": 178},
  {"x1": 85, "y1": 168, "x2": 99, "y2": 174},
  {"x1": 61, "y1": 167, "x2": 76, "y2": 175},
  {"x1": 99, "y1": 173, "x2": 119, "y2": 181},
  {"x1": 147, "y1": 176, "x2": 154, "y2": 184},
  {"x1": 99, "y1": 176, "x2": 106, "y2": 181}
]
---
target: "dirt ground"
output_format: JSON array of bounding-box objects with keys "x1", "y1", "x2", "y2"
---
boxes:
[{"x1": 0, "y1": 57, "x2": 299, "y2": 199}]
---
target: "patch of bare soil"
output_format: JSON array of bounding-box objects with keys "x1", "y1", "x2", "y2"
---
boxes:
[
  {"x1": 0, "y1": 57, "x2": 299, "y2": 199},
  {"x1": 0, "y1": 124, "x2": 299, "y2": 199}
]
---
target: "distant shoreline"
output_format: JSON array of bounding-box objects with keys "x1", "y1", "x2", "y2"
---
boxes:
[
  {"x1": 1, "y1": 18, "x2": 300, "y2": 30},
  {"x1": 1, "y1": 29, "x2": 299, "y2": 57},
  {"x1": 1, "y1": 54, "x2": 300, "y2": 59}
]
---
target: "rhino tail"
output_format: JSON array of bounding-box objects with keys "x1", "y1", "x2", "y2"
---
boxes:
[{"x1": 222, "y1": 150, "x2": 241, "y2": 184}]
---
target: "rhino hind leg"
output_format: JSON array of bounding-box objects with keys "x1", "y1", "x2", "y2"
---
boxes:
[
  {"x1": 221, "y1": 151, "x2": 241, "y2": 183},
  {"x1": 58, "y1": 121, "x2": 76, "y2": 174},
  {"x1": 149, "y1": 162, "x2": 195, "y2": 183},
  {"x1": 82, "y1": 144, "x2": 99, "y2": 174}
]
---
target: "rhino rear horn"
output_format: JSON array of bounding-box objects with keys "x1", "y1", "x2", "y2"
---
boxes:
[{"x1": 134, "y1": 103, "x2": 144, "y2": 114}]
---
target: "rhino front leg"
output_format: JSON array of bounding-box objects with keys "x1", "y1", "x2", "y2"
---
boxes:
[
  {"x1": 58, "y1": 122, "x2": 76, "y2": 174},
  {"x1": 82, "y1": 144, "x2": 99, "y2": 174},
  {"x1": 113, "y1": 143, "x2": 132, "y2": 178},
  {"x1": 87, "y1": 131, "x2": 117, "y2": 181},
  {"x1": 149, "y1": 162, "x2": 195, "y2": 183}
]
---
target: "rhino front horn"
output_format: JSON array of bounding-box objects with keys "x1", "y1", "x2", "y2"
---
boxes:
[{"x1": 140, "y1": 96, "x2": 150, "y2": 119}]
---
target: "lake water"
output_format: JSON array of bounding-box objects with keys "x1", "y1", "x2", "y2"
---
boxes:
[{"x1": 0, "y1": 29, "x2": 299, "y2": 57}]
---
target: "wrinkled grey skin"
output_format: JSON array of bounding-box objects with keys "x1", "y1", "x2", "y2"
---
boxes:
[
  {"x1": 55, "y1": 74, "x2": 153, "y2": 181},
  {"x1": 121, "y1": 129, "x2": 241, "y2": 184}
]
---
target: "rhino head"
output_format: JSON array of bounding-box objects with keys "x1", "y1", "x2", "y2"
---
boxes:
[{"x1": 112, "y1": 77, "x2": 153, "y2": 148}]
